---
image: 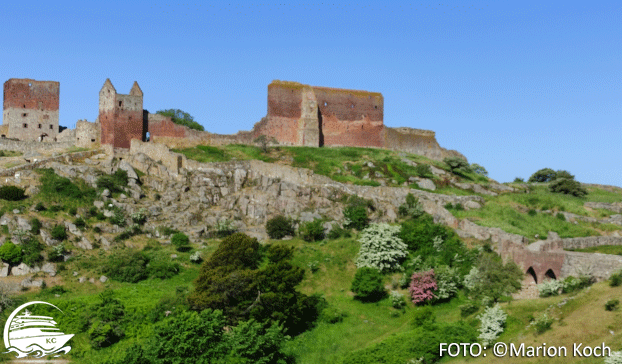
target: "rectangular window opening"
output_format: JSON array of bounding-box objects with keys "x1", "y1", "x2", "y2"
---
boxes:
[{"x1": 38, "y1": 124, "x2": 42, "y2": 129}]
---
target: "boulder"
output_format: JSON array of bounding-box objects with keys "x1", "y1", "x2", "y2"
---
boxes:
[
  {"x1": 118, "y1": 160, "x2": 139, "y2": 180},
  {"x1": 0, "y1": 263, "x2": 9, "y2": 277},
  {"x1": 100, "y1": 276, "x2": 108, "y2": 283},
  {"x1": 76, "y1": 237, "x2": 93, "y2": 250},
  {"x1": 41, "y1": 262, "x2": 57, "y2": 277},
  {"x1": 416, "y1": 178, "x2": 436, "y2": 191},
  {"x1": 11, "y1": 263, "x2": 31, "y2": 276},
  {"x1": 64, "y1": 221, "x2": 82, "y2": 236},
  {"x1": 464, "y1": 201, "x2": 482, "y2": 210}
]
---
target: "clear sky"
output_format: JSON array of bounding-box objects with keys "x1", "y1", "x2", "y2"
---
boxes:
[{"x1": 2, "y1": 1, "x2": 620, "y2": 186}]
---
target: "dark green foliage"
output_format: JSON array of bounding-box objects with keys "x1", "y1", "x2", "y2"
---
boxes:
[
  {"x1": 528, "y1": 168, "x2": 557, "y2": 183},
  {"x1": 327, "y1": 224, "x2": 351, "y2": 239},
  {"x1": 0, "y1": 185, "x2": 25, "y2": 201},
  {"x1": 351, "y1": 267, "x2": 385, "y2": 302},
  {"x1": 299, "y1": 219, "x2": 325, "y2": 242},
  {"x1": 266, "y1": 215, "x2": 295, "y2": 239},
  {"x1": 118, "y1": 310, "x2": 289, "y2": 364},
  {"x1": 556, "y1": 170, "x2": 574, "y2": 180},
  {"x1": 609, "y1": 272, "x2": 622, "y2": 287},
  {"x1": 398, "y1": 193, "x2": 424, "y2": 219},
  {"x1": 470, "y1": 251, "x2": 523, "y2": 301},
  {"x1": 97, "y1": 169, "x2": 129, "y2": 194},
  {"x1": 605, "y1": 299, "x2": 619, "y2": 311},
  {"x1": 514, "y1": 177, "x2": 525, "y2": 183},
  {"x1": 189, "y1": 234, "x2": 322, "y2": 335},
  {"x1": 254, "y1": 134, "x2": 278, "y2": 153},
  {"x1": 149, "y1": 287, "x2": 189, "y2": 323},
  {"x1": 319, "y1": 306, "x2": 348, "y2": 324},
  {"x1": 49, "y1": 204, "x2": 64, "y2": 212},
  {"x1": 87, "y1": 206, "x2": 98, "y2": 218},
  {"x1": 50, "y1": 225, "x2": 67, "y2": 241},
  {"x1": 556, "y1": 212, "x2": 566, "y2": 221},
  {"x1": 470, "y1": 163, "x2": 489, "y2": 177},
  {"x1": 38, "y1": 168, "x2": 95, "y2": 200},
  {"x1": 0, "y1": 242, "x2": 22, "y2": 265},
  {"x1": 21, "y1": 238, "x2": 43, "y2": 267},
  {"x1": 147, "y1": 259, "x2": 181, "y2": 280},
  {"x1": 549, "y1": 177, "x2": 588, "y2": 197},
  {"x1": 443, "y1": 157, "x2": 470, "y2": 173},
  {"x1": 48, "y1": 245, "x2": 66, "y2": 262},
  {"x1": 171, "y1": 232, "x2": 190, "y2": 251},
  {"x1": 342, "y1": 320, "x2": 477, "y2": 364},
  {"x1": 343, "y1": 206, "x2": 369, "y2": 230},
  {"x1": 102, "y1": 250, "x2": 149, "y2": 283},
  {"x1": 68, "y1": 207, "x2": 77, "y2": 216},
  {"x1": 460, "y1": 303, "x2": 479, "y2": 317},
  {"x1": 34, "y1": 202, "x2": 46, "y2": 211},
  {"x1": 414, "y1": 164, "x2": 433, "y2": 178},
  {"x1": 156, "y1": 109, "x2": 204, "y2": 131},
  {"x1": 74, "y1": 217, "x2": 86, "y2": 229},
  {"x1": 528, "y1": 209, "x2": 537, "y2": 216},
  {"x1": 30, "y1": 218, "x2": 42, "y2": 234},
  {"x1": 89, "y1": 290, "x2": 125, "y2": 349}
]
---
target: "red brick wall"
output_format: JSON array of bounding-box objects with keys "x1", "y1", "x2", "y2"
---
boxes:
[
  {"x1": 148, "y1": 114, "x2": 188, "y2": 139},
  {"x1": 113, "y1": 109, "x2": 144, "y2": 149},
  {"x1": 99, "y1": 111, "x2": 115, "y2": 146},
  {"x1": 3, "y1": 79, "x2": 59, "y2": 111}
]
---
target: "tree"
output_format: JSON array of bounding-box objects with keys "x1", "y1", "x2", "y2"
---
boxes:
[
  {"x1": 470, "y1": 163, "x2": 488, "y2": 177},
  {"x1": 355, "y1": 223, "x2": 408, "y2": 273},
  {"x1": 528, "y1": 168, "x2": 557, "y2": 183},
  {"x1": 409, "y1": 269, "x2": 438, "y2": 305},
  {"x1": 0, "y1": 242, "x2": 22, "y2": 265},
  {"x1": 266, "y1": 215, "x2": 295, "y2": 239},
  {"x1": 254, "y1": 135, "x2": 278, "y2": 153},
  {"x1": 467, "y1": 252, "x2": 523, "y2": 301},
  {"x1": 171, "y1": 232, "x2": 191, "y2": 252},
  {"x1": 398, "y1": 193, "x2": 424, "y2": 219},
  {"x1": 549, "y1": 177, "x2": 588, "y2": 197},
  {"x1": 156, "y1": 109, "x2": 204, "y2": 131},
  {"x1": 351, "y1": 267, "x2": 385, "y2": 302},
  {"x1": 299, "y1": 219, "x2": 325, "y2": 242}
]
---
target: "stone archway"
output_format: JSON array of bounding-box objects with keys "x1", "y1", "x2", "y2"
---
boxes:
[
  {"x1": 544, "y1": 269, "x2": 557, "y2": 281},
  {"x1": 526, "y1": 267, "x2": 538, "y2": 284}
]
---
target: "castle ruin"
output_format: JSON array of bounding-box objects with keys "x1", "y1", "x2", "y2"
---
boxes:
[{"x1": 2, "y1": 79, "x2": 60, "y2": 141}]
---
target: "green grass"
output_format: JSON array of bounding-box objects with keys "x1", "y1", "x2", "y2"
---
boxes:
[{"x1": 568, "y1": 244, "x2": 622, "y2": 255}]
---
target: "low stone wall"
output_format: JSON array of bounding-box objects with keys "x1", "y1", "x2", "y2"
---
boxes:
[
  {"x1": 563, "y1": 236, "x2": 622, "y2": 250},
  {"x1": 561, "y1": 251, "x2": 622, "y2": 280},
  {"x1": 0, "y1": 149, "x2": 102, "y2": 177},
  {"x1": 384, "y1": 127, "x2": 466, "y2": 162},
  {"x1": 129, "y1": 139, "x2": 185, "y2": 174},
  {"x1": 0, "y1": 139, "x2": 74, "y2": 154}
]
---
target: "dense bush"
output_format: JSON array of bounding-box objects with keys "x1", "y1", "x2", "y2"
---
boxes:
[
  {"x1": 606, "y1": 299, "x2": 620, "y2": 311},
  {"x1": 562, "y1": 275, "x2": 593, "y2": 293},
  {"x1": 538, "y1": 279, "x2": 563, "y2": 297},
  {"x1": 443, "y1": 157, "x2": 470, "y2": 174},
  {"x1": 34, "y1": 202, "x2": 46, "y2": 211},
  {"x1": 528, "y1": 168, "x2": 557, "y2": 183},
  {"x1": 156, "y1": 109, "x2": 205, "y2": 131},
  {"x1": 299, "y1": 218, "x2": 325, "y2": 242},
  {"x1": 50, "y1": 225, "x2": 68, "y2": 241},
  {"x1": 0, "y1": 186, "x2": 25, "y2": 201},
  {"x1": 148, "y1": 259, "x2": 181, "y2": 280},
  {"x1": 610, "y1": 271, "x2": 622, "y2": 287},
  {"x1": 398, "y1": 193, "x2": 424, "y2": 219},
  {"x1": 265, "y1": 215, "x2": 295, "y2": 239},
  {"x1": 478, "y1": 304, "x2": 507, "y2": 345},
  {"x1": 409, "y1": 269, "x2": 438, "y2": 305},
  {"x1": 390, "y1": 290, "x2": 406, "y2": 309},
  {"x1": 343, "y1": 206, "x2": 369, "y2": 230},
  {"x1": 89, "y1": 290, "x2": 125, "y2": 349},
  {"x1": 0, "y1": 242, "x2": 22, "y2": 265},
  {"x1": 549, "y1": 177, "x2": 588, "y2": 197},
  {"x1": 414, "y1": 164, "x2": 433, "y2": 178},
  {"x1": 351, "y1": 267, "x2": 385, "y2": 302},
  {"x1": 214, "y1": 219, "x2": 237, "y2": 238},
  {"x1": 21, "y1": 237, "x2": 43, "y2": 267},
  {"x1": 465, "y1": 252, "x2": 523, "y2": 301},
  {"x1": 460, "y1": 303, "x2": 479, "y2": 317},
  {"x1": 470, "y1": 163, "x2": 488, "y2": 177},
  {"x1": 327, "y1": 223, "x2": 351, "y2": 239},
  {"x1": 434, "y1": 265, "x2": 461, "y2": 301},
  {"x1": 171, "y1": 232, "x2": 190, "y2": 251},
  {"x1": 355, "y1": 223, "x2": 408, "y2": 273},
  {"x1": 102, "y1": 250, "x2": 149, "y2": 283},
  {"x1": 38, "y1": 168, "x2": 95, "y2": 200},
  {"x1": 532, "y1": 312, "x2": 553, "y2": 334},
  {"x1": 30, "y1": 218, "x2": 42, "y2": 234},
  {"x1": 48, "y1": 244, "x2": 66, "y2": 262},
  {"x1": 605, "y1": 351, "x2": 622, "y2": 364}
]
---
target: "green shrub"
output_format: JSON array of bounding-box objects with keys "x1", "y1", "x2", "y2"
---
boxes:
[
  {"x1": 319, "y1": 306, "x2": 348, "y2": 324},
  {"x1": 443, "y1": 157, "x2": 470, "y2": 174},
  {"x1": 148, "y1": 259, "x2": 181, "y2": 280},
  {"x1": 514, "y1": 177, "x2": 525, "y2": 183},
  {"x1": 398, "y1": 193, "x2": 424, "y2": 219},
  {"x1": 606, "y1": 299, "x2": 620, "y2": 311},
  {"x1": 327, "y1": 224, "x2": 351, "y2": 239},
  {"x1": 390, "y1": 290, "x2": 406, "y2": 309},
  {"x1": 343, "y1": 206, "x2": 369, "y2": 230},
  {"x1": 299, "y1": 219, "x2": 325, "y2": 242},
  {"x1": 49, "y1": 204, "x2": 64, "y2": 212},
  {"x1": 68, "y1": 207, "x2": 78, "y2": 216},
  {"x1": 351, "y1": 267, "x2": 385, "y2": 302},
  {"x1": 549, "y1": 178, "x2": 588, "y2": 197},
  {"x1": 215, "y1": 219, "x2": 236, "y2": 238},
  {"x1": 0, "y1": 242, "x2": 22, "y2": 264},
  {"x1": 21, "y1": 238, "x2": 43, "y2": 267},
  {"x1": 48, "y1": 244, "x2": 66, "y2": 262},
  {"x1": 0, "y1": 186, "x2": 25, "y2": 201},
  {"x1": 30, "y1": 218, "x2": 42, "y2": 234},
  {"x1": 156, "y1": 109, "x2": 204, "y2": 131},
  {"x1": 171, "y1": 232, "x2": 191, "y2": 252},
  {"x1": 556, "y1": 212, "x2": 566, "y2": 221},
  {"x1": 50, "y1": 225, "x2": 67, "y2": 241},
  {"x1": 528, "y1": 209, "x2": 537, "y2": 216},
  {"x1": 414, "y1": 164, "x2": 433, "y2": 178},
  {"x1": 96, "y1": 169, "x2": 129, "y2": 194},
  {"x1": 609, "y1": 272, "x2": 622, "y2": 287},
  {"x1": 74, "y1": 217, "x2": 86, "y2": 229},
  {"x1": 102, "y1": 250, "x2": 149, "y2": 283},
  {"x1": 265, "y1": 215, "x2": 295, "y2": 239},
  {"x1": 38, "y1": 168, "x2": 94, "y2": 200},
  {"x1": 470, "y1": 163, "x2": 488, "y2": 177},
  {"x1": 532, "y1": 313, "x2": 553, "y2": 334},
  {"x1": 34, "y1": 202, "x2": 46, "y2": 211}
]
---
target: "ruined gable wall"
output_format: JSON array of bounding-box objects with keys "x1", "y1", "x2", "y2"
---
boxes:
[
  {"x1": 99, "y1": 83, "x2": 116, "y2": 146},
  {"x1": 99, "y1": 83, "x2": 144, "y2": 149},
  {"x1": 148, "y1": 113, "x2": 214, "y2": 148},
  {"x1": 3, "y1": 79, "x2": 59, "y2": 140},
  {"x1": 75, "y1": 120, "x2": 100, "y2": 148},
  {"x1": 313, "y1": 86, "x2": 384, "y2": 148},
  {"x1": 253, "y1": 82, "x2": 303, "y2": 145}
]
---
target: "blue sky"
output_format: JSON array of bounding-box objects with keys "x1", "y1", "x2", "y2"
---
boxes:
[{"x1": 2, "y1": 1, "x2": 620, "y2": 186}]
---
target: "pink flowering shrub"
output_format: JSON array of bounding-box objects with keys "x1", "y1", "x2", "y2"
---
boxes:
[{"x1": 408, "y1": 269, "x2": 438, "y2": 305}]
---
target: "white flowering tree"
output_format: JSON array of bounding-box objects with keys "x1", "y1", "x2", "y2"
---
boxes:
[
  {"x1": 605, "y1": 351, "x2": 622, "y2": 364},
  {"x1": 478, "y1": 304, "x2": 507, "y2": 346},
  {"x1": 355, "y1": 223, "x2": 408, "y2": 273}
]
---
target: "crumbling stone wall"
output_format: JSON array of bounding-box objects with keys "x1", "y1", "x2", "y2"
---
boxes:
[
  {"x1": 384, "y1": 127, "x2": 466, "y2": 161},
  {"x1": 75, "y1": 120, "x2": 100, "y2": 148},
  {"x1": 2, "y1": 79, "x2": 59, "y2": 141},
  {"x1": 99, "y1": 79, "x2": 144, "y2": 149}
]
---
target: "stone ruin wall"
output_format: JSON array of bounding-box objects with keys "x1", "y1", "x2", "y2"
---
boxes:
[
  {"x1": 76, "y1": 120, "x2": 100, "y2": 148},
  {"x1": 384, "y1": 127, "x2": 467, "y2": 161},
  {"x1": 3, "y1": 79, "x2": 60, "y2": 140}
]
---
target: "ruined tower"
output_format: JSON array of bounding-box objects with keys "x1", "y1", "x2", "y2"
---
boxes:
[
  {"x1": 2, "y1": 79, "x2": 60, "y2": 140},
  {"x1": 254, "y1": 80, "x2": 385, "y2": 148},
  {"x1": 98, "y1": 79, "x2": 145, "y2": 149}
]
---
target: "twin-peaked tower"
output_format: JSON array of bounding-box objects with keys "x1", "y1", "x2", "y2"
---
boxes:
[{"x1": 98, "y1": 79, "x2": 146, "y2": 149}]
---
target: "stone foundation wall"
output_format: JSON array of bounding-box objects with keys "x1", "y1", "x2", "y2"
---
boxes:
[
  {"x1": 76, "y1": 120, "x2": 100, "y2": 148},
  {"x1": 0, "y1": 139, "x2": 74, "y2": 154},
  {"x1": 563, "y1": 236, "x2": 622, "y2": 250},
  {"x1": 384, "y1": 127, "x2": 467, "y2": 161},
  {"x1": 561, "y1": 251, "x2": 622, "y2": 281}
]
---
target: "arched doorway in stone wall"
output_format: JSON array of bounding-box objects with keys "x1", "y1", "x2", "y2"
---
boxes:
[
  {"x1": 526, "y1": 267, "x2": 538, "y2": 285},
  {"x1": 544, "y1": 269, "x2": 557, "y2": 281},
  {"x1": 317, "y1": 108, "x2": 324, "y2": 147}
]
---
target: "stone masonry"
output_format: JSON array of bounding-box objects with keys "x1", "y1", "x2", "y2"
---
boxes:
[{"x1": 2, "y1": 79, "x2": 59, "y2": 141}]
